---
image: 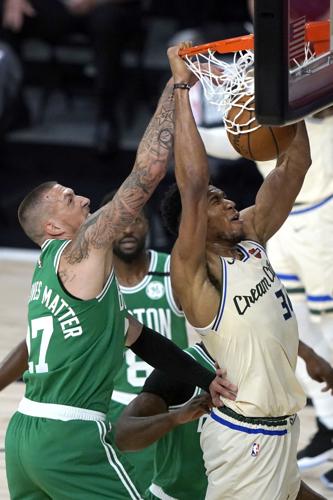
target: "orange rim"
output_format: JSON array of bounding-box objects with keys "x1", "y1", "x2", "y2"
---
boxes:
[
  {"x1": 305, "y1": 20, "x2": 330, "y2": 54},
  {"x1": 179, "y1": 20, "x2": 330, "y2": 57},
  {"x1": 178, "y1": 34, "x2": 254, "y2": 57}
]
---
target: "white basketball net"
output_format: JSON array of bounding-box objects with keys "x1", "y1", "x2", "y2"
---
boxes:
[
  {"x1": 184, "y1": 49, "x2": 259, "y2": 134},
  {"x1": 184, "y1": 42, "x2": 315, "y2": 135}
]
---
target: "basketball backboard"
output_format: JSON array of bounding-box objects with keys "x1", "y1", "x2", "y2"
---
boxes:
[{"x1": 254, "y1": 0, "x2": 333, "y2": 125}]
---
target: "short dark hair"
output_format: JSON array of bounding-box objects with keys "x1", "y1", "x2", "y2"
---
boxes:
[
  {"x1": 100, "y1": 189, "x2": 150, "y2": 219},
  {"x1": 18, "y1": 181, "x2": 57, "y2": 245},
  {"x1": 160, "y1": 183, "x2": 182, "y2": 237}
]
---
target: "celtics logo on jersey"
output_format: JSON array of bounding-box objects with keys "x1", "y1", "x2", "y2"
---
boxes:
[{"x1": 146, "y1": 281, "x2": 165, "y2": 300}]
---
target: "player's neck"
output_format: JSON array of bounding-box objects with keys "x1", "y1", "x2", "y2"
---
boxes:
[
  {"x1": 207, "y1": 241, "x2": 243, "y2": 259},
  {"x1": 113, "y1": 250, "x2": 150, "y2": 287}
]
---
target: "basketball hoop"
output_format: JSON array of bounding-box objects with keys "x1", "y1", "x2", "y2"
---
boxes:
[{"x1": 179, "y1": 20, "x2": 330, "y2": 134}]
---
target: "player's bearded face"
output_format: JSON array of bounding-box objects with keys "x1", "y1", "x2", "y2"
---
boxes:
[{"x1": 113, "y1": 214, "x2": 149, "y2": 263}]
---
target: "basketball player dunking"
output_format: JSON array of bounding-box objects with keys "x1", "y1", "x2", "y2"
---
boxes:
[{"x1": 164, "y1": 42, "x2": 324, "y2": 499}]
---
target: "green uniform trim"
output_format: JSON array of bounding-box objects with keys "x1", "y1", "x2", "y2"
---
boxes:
[{"x1": 218, "y1": 406, "x2": 289, "y2": 426}]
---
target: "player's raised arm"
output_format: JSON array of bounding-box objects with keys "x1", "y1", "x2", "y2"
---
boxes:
[
  {"x1": 66, "y1": 79, "x2": 175, "y2": 263},
  {"x1": 56, "y1": 79, "x2": 175, "y2": 299},
  {"x1": 243, "y1": 121, "x2": 312, "y2": 245},
  {"x1": 166, "y1": 44, "x2": 220, "y2": 325}
]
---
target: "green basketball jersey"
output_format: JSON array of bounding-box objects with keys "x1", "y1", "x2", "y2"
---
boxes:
[
  {"x1": 112, "y1": 250, "x2": 188, "y2": 400},
  {"x1": 24, "y1": 239, "x2": 127, "y2": 414},
  {"x1": 146, "y1": 344, "x2": 214, "y2": 500},
  {"x1": 108, "y1": 250, "x2": 188, "y2": 492}
]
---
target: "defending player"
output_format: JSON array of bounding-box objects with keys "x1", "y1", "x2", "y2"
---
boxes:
[
  {"x1": 165, "y1": 42, "x2": 325, "y2": 500},
  {"x1": 4, "y1": 78, "x2": 228, "y2": 500},
  {"x1": 115, "y1": 342, "x2": 216, "y2": 500}
]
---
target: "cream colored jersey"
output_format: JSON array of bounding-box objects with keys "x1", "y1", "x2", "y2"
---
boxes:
[
  {"x1": 193, "y1": 241, "x2": 306, "y2": 417},
  {"x1": 256, "y1": 115, "x2": 333, "y2": 205},
  {"x1": 200, "y1": 115, "x2": 333, "y2": 205}
]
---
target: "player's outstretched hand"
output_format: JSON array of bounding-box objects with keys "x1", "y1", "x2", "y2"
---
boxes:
[
  {"x1": 167, "y1": 43, "x2": 197, "y2": 88},
  {"x1": 172, "y1": 394, "x2": 212, "y2": 426},
  {"x1": 305, "y1": 351, "x2": 333, "y2": 395},
  {"x1": 209, "y1": 367, "x2": 238, "y2": 407}
]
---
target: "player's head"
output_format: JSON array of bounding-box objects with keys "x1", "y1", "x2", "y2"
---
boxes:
[
  {"x1": 18, "y1": 182, "x2": 91, "y2": 246},
  {"x1": 161, "y1": 183, "x2": 244, "y2": 244},
  {"x1": 100, "y1": 190, "x2": 149, "y2": 263}
]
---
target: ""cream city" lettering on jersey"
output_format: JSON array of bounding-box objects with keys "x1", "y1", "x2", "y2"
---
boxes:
[{"x1": 233, "y1": 261, "x2": 276, "y2": 315}]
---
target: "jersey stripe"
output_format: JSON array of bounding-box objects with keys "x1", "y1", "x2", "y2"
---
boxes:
[
  {"x1": 190, "y1": 344, "x2": 215, "y2": 370},
  {"x1": 277, "y1": 273, "x2": 299, "y2": 281},
  {"x1": 149, "y1": 482, "x2": 178, "y2": 500},
  {"x1": 235, "y1": 244, "x2": 250, "y2": 262},
  {"x1": 211, "y1": 411, "x2": 288, "y2": 436},
  {"x1": 41, "y1": 239, "x2": 53, "y2": 252},
  {"x1": 54, "y1": 240, "x2": 71, "y2": 273},
  {"x1": 212, "y1": 258, "x2": 227, "y2": 331},
  {"x1": 96, "y1": 421, "x2": 143, "y2": 499},
  {"x1": 307, "y1": 294, "x2": 333, "y2": 302},
  {"x1": 96, "y1": 269, "x2": 115, "y2": 302},
  {"x1": 309, "y1": 307, "x2": 333, "y2": 315},
  {"x1": 290, "y1": 193, "x2": 333, "y2": 215}
]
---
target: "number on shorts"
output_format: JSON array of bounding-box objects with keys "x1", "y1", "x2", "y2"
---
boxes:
[
  {"x1": 275, "y1": 289, "x2": 293, "y2": 320},
  {"x1": 27, "y1": 316, "x2": 54, "y2": 373}
]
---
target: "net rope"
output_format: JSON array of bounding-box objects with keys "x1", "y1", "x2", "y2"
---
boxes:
[
  {"x1": 184, "y1": 49, "x2": 259, "y2": 134},
  {"x1": 184, "y1": 42, "x2": 315, "y2": 134}
]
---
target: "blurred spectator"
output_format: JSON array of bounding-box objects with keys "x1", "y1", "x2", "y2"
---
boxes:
[
  {"x1": 0, "y1": 0, "x2": 145, "y2": 155},
  {"x1": 0, "y1": 41, "x2": 23, "y2": 137}
]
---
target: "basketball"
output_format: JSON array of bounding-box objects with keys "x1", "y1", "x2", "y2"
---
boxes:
[{"x1": 226, "y1": 95, "x2": 297, "y2": 161}]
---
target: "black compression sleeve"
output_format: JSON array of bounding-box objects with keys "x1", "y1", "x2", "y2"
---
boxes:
[
  {"x1": 143, "y1": 369, "x2": 197, "y2": 407},
  {"x1": 130, "y1": 325, "x2": 215, "y2": 393}
]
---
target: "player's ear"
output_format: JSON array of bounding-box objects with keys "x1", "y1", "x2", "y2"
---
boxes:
[{"x1": 45, "y1": 219, "x2": 64, "y2": 238}]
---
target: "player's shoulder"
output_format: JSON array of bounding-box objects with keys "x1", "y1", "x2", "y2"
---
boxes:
[
  {"x1": 41, "y1": 238, "x2": 68, "y2": 252},
  {"x1": 38, "y1": 238, "x2": 70, "y2": 266}
]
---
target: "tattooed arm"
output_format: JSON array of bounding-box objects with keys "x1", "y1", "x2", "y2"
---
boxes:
[{"x1": 60, "y1": 79, "x2": 175, "y2": 299}]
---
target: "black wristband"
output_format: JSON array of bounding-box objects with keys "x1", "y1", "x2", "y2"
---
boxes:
[
  {"x1": 173, "y1": 83, "x2": 191, "y2": 91},
  {"x1": 130, "y1": 325, "x2": 215, "y2": 392}
]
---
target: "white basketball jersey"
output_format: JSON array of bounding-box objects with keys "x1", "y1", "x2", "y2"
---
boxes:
[
  {"x1": 257, "y1": 115, "x2": 333, "y2": 204},
  {"x1": 194, "y1": 241, "x2": 306, "y2": 417}
]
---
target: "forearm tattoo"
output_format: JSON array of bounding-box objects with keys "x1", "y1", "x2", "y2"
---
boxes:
[{"x1": 65, "y1": 84, "x2": 175, "y2": 264}]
